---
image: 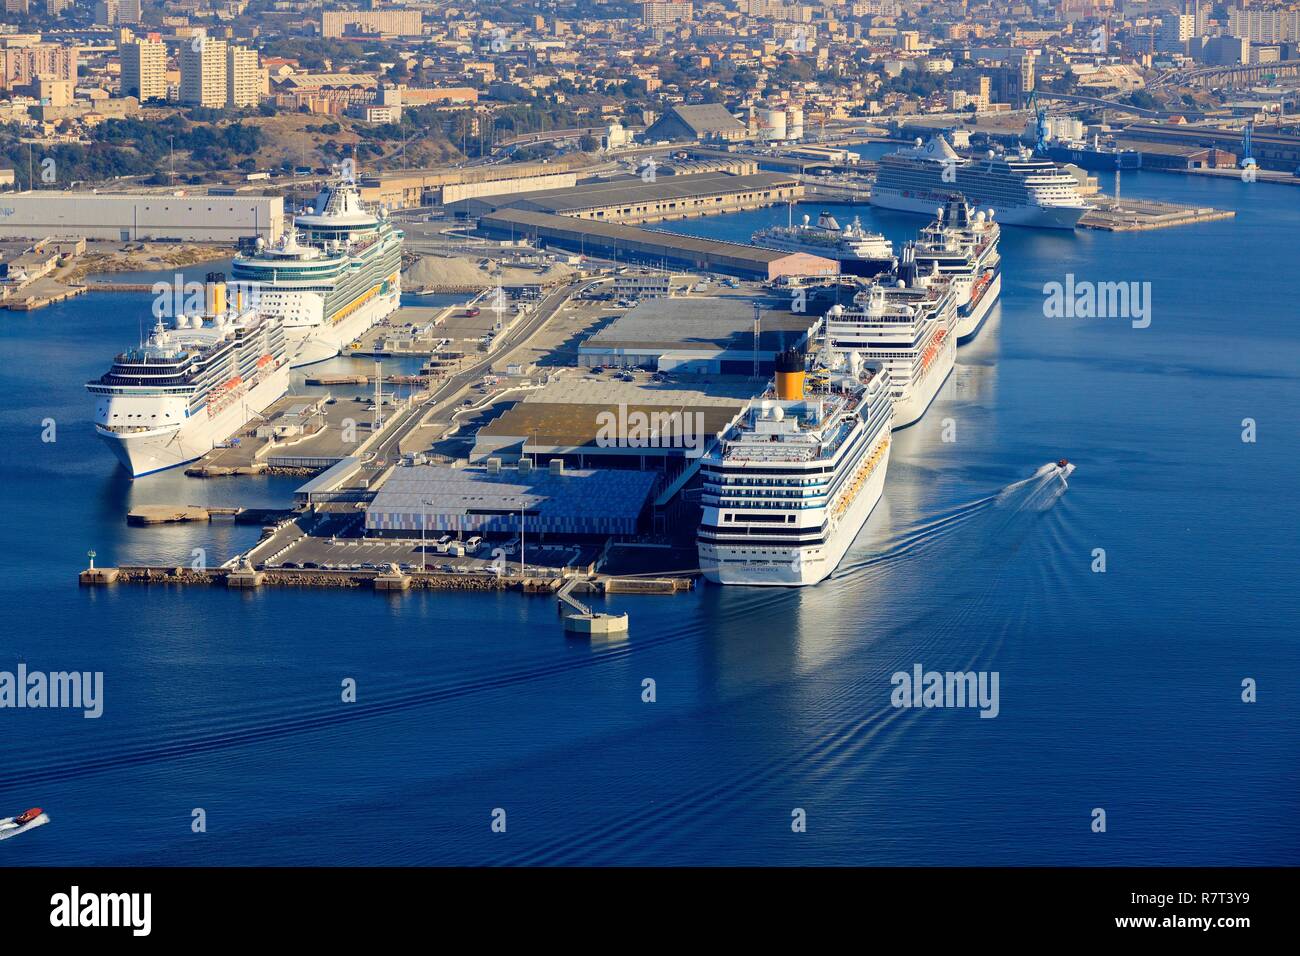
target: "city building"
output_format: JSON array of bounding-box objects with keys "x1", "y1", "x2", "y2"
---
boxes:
[
  {"x1": 641, "y1": 2, "x2": 693, "y2": 26},
  {"x1": 320, "y1": 10, "x2": 423, "y2": 39},
  {"x1": 180, "y1": 38, "x2": 228, "y2": 108},
  {"x1": 120, "y1": 39, "x2": 166, "y2": 103},
  {"x1": 0, "y1": 43, "x2": 78, "y2": 91},
  {"x1": 226, "y1": 44, "x2": 260, "y2": 109}
]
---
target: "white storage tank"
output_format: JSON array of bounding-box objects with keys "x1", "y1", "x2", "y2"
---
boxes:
[
  {"x1": 760, "y1": 108, "x2": 787, "y2": 142},
  {"x1": 786, "y1": 106, "x2": 804, "y2": 141}
]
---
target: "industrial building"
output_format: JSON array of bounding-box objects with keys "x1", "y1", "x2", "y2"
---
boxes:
[
  {"x1": 476, "y1": 208, "x2": 835, "y2": 280},
  {"x1": 358, "y1": 163, "x2": 577, "y2": 209},
  {"x1": 643, "y1": 103, "x2": 749, "y2": 143},
  {"x1": 580, "y1": 296, "x2": 817, "y2": 373},
  {"x1": 365, "y1": 463, "x2": 658, "y2": 539},
  {"x1": 472, "y1": 397, "x2": 743, "y2": 471},
  {"x1": 456, "y1": 172, "x2": 802, "y2": 225},
  {"x1": 0, "y1": 192, "x2": 283, "y2": 242},
  {"x1": 1120, "y1": 123, "x2": 1300, "y2": 172}
]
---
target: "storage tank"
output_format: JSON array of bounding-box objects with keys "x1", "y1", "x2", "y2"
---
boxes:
[
  {"x1": 760, "y1": 109, "x2": 787, "y2": 142},
  {"x1": 786, "y1": 106, "x2": 804, "y2": 141}
]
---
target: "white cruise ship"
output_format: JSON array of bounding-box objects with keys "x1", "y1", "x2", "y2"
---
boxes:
[
  {"x1": 824, "y1": 266, "x2": 957, "y2": 429},
  {"x1": 87, "y1": 277, "x2": 290, "y2": 477},
  {"x1": 231, "y1": 176, "x2": 403, "y2": 367},
  {"x1": 908, "y1": 194, "x2": 1002, "y2": 343},
  {"x1": 872, "y1": 135, "x2": 1090, "y2": 229},
  {"x1": 699, "y1": 347, "x2": 893, "y2": 586},
  {"x1": 752, "y1": 211, "x2": 896, "y2": 276}
]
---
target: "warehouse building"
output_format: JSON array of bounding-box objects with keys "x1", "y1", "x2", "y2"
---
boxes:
[
  {"x1": 454, "y1": 172, "x2": 803, "y2": 224},
  {"x1": 1120, "y1": 122, "x2": 1300, "y2": 172},
  {"x1": 643, "y1": 104, "x2": 749, "y2": 143},
  {"x1": 580, "y1": 296, "x2": 817, "y2": 373},
  {"x1": 365, "y1": 463, "x2": 658, "y2": 539},
  {"x1": 476, "y1": 208, "x2": 836, "y2": 280},
  {"x1": 0, "y1": 192, "x2": 283, "y2": 242},
  {"x1": 470, "y1": 376, "x2": 753, "y2": 470}
]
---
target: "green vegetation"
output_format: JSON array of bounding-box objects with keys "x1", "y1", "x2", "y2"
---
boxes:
[{"x1": 0, "y1": 115, "x2": 266, "y2": 189}]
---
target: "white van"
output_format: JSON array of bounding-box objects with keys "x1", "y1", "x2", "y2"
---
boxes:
[
  {"x1": 465, "y1": 536, "x2": 483, "y2": 555},
  {"x1": 435, "y1": 534, "x2": 453, "y2": 554}
]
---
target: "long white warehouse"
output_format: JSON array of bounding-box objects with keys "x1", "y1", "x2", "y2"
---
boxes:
[{"x1": 0, "y1": 192, "x2": 283, "y2": 242}]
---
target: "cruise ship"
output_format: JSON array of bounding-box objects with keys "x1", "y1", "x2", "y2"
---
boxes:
[
  {"x1": 908, "y1": 194, "x2": 1002, "y2": 343},
  {"x1": 231, "y1": 176, "x2": 403, "y2": 367},
  {"x1": 872, "y1": 134, "x2": 1091, "y2": 229},
  {"x1": 87, "y1": 276, "x2": 290, "y2": 477},
  {"x1": 752, "y1": 211, "x2": 896, "y2": 276},
  {"x1": 699, "y1": 347, "x2": 893, "y2": 586},
  {"x1": 824, "y1": 263, "x2": 957, "y2": 428}
]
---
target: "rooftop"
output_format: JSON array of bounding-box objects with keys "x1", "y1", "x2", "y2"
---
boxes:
[
  {"x1": 368, "y1": 464, "x2": 657, "y2": 521},
  {"x1": 587, "y1": 295, "x2": 816, "y2": 353},
  {"x1": 506, "y1": 172, "x2": 799, "y2": 215}
]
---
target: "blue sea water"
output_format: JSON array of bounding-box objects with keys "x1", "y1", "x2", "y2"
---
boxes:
[{"x1": 0, "y1": 172, "x2": 1297, "y2": 865}]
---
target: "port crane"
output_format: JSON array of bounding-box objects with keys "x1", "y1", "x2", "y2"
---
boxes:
[{"x1": 1028, "y1": 90, "x2": 1049, "y2": 152}]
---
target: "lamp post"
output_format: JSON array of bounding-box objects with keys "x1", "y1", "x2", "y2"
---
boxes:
[{"x1": 419, "y1": 498, "x2": 434, "y2": 571}]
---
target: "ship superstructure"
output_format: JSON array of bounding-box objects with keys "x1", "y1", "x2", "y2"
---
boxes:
[
  {"x1": 823, "y1": 265, "x2": 957, "y2": 428},
  {"x1": 231, "y1": 175, "x2": 403, "y2": 366},
  {"x1": 752, "y1": 211, "x2": 896, "y2": 276},
  {"x1": 872, "y1": 134, "x2": 1090, "y2": 229},
  {"x1": 907, "y1": 194, "x2": 1002, "y2": 343},
  {"x1": 698, "y1": 347, "x2": 893, "y2": 586}
]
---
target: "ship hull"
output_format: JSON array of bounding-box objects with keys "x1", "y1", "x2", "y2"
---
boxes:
[
  {"x1": 286, "y1": 282, "x2": 401, "y2": 367},
  {"x1": 954, "y1": 271, "x2": 1001, "y2": 344},
  {"x1": 1044, "y1": 145, "x2": 1141, "y2": 171},
  {"x1": 96, "y1": 364, "x2": 290, "y2": 478},
  {"x1": 892, "y1": 330, "x2": 955, "y2": 429},
  {"x1": 700, "y1": 438, "x2": 891, "y2": 587},
  {"x1": 871, "y1": 189, "x2": 1086, "y2": 229}
]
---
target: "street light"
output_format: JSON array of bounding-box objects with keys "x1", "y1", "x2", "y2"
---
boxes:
[{"x1": 419, "y1": 498, "x2": 435, "y2": 571}]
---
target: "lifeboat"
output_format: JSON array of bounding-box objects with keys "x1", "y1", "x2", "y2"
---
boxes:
[{"x1": 14, "y1": 808, "x2": 42, "y2": 825}]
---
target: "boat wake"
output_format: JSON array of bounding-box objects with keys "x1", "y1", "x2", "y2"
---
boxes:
[
  {"x1": 996, "y1": 461, "x2": 1075, "y2": 510},
  {"x1": 0, "y1": 811, "x2": 50, "y2": 842}
]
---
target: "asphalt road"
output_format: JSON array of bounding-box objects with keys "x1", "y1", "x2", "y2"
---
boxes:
[{"x1": 368, "y1": 277, "x2": 604, "y2": 463}]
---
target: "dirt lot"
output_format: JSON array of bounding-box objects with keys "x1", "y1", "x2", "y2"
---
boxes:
[{"x1": 66, "y1": 242, "x2": 231, "y2": 281}]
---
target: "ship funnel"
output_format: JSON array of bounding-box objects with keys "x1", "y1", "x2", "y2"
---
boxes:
[
  {"x1": 774, "y1": 349, "x2": 805, "y2": 401},
  {"x1": 205, "y1": 272, "x2": 227, "y2": 317}
]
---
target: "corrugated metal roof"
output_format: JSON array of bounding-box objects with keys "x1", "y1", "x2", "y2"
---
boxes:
[
  {"x1": 507, "y1": 172, "x2": 798, "y2": 213},
  {"x1": 480, "y1": 208, "x2": 806, "y2": 264}
]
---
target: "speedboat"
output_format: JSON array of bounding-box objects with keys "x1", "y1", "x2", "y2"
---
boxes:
[{"x1": 0, "y1": 807, "x2": 50, "y2": 841}]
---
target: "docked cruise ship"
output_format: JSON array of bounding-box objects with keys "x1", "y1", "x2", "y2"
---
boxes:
[
  {"x1": 231, "y1": 176, "x2": 403, "y2": 366},
  {"x1": 752, "y1": 211, "x2": 896, "y2": 276},
  {"x1": 87, "y1": 277, "x2": 290, "y2": 477},
  {"x1": 699, "y1": 347, "x2": 893, "y2": 586},
  {"x1": 908, "y1": 194, "x2": 1002, "y2": 343},
  {"x1": 872, "y1": 135, "x2": 1091, "y2": 229},
  {"x1": 824, "y1": 263, "x2": 957, "y2": 428}
]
